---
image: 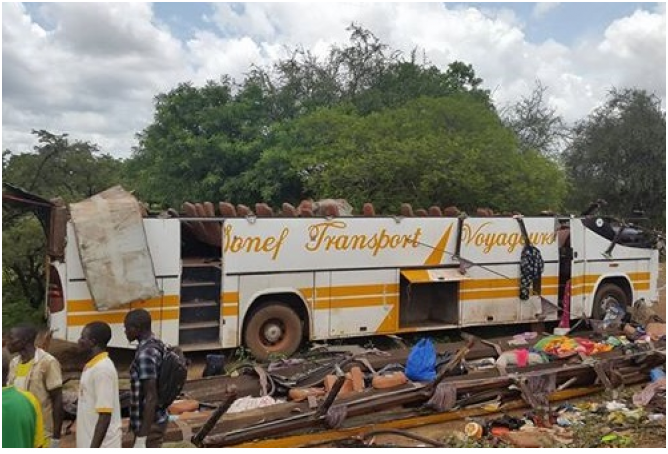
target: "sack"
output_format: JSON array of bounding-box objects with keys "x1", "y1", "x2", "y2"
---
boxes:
[
  {"x1": 405, "y1": 338, "x2": 437, "y2": 382},
  {"x1": 142, "y1": 339, "x2": 188, "y2": 409}
]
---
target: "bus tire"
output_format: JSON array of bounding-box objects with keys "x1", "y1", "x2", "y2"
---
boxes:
[
  {"x1": 244, "y1": 303, "x2": 303, "y2": 361},
  {"x1": 592, "y1": 283, "x2": 629, "y2": 320}
]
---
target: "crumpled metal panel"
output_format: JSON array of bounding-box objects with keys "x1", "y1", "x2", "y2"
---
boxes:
[{"x1": 69, "y1": 185, "x2": 159, "y2": 311}]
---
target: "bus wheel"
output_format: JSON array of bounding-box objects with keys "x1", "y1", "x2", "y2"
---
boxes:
[
  {"x1": 244, "y1": 303, "x2": 303, "y2": 361},
  {"x1": 592, "y1": 283, "x2": 629, "y2": 320}
]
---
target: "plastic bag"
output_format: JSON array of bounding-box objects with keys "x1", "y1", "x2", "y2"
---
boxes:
[{"x1": 405, "y1": 338, "x2": 436, "y2": 382}]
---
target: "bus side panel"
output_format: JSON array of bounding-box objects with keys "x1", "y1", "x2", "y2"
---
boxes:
[
  {"x1": 312, "y1": 272, "x2": 330, "y2": 340},
  {"x1": 143, "y1": 219, "x2": 181, "y2": 346},
  {"x1": 648, "y1": 250, "x2": 660, "y2": 303},
  {"x1": 63, "y1": 219, "x2": 180, "y2": 349},
  {"x1": 459, "y1": 218, "x2": 559, "y2": 325},
  {"x1": 221, "y1": 274, "x2": 240, "y2": 349},
  {"x1": 144, "y1": 219, "x2": 180, "y2": 277},
  {"x1": 65, "y1": 279, "x2": 170, "y2": 349},
  {"x1": 327, "y1": 269, "x2": 399, "y2": 338},
  {"x1": 460, "y1": 264, "x2": 520, "y2": 325},
  {"x1": 65, "y1": 223, "x2": 85, "y2": 280},
  {"x1": 579, "y1": 219, "x2": 656, "y2": 316},
  {"x1": 569, "y1": 219, "x2": 587, "y2": 317},
  {"x1": 142, "y1": 277, "x2": 180, "y2": 347}
]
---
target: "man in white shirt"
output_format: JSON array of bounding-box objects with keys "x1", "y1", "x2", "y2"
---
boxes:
[{"x1": 76, "y1": 322, "x2": 122, "y2": 448}]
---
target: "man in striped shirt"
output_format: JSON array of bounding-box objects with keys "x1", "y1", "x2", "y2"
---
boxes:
[{"x1": 124, "y1": 309, "x2": 168, "y2": 448}]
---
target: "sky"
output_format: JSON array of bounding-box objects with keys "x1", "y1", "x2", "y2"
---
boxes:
[{"x1": 2, "y1": 2, "x2": 666, "y2": 159}]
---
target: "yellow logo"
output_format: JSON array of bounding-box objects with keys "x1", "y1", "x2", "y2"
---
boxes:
[
  {"x1": 462, "y1": 222, "x2": 555, "y2": 253},
  {"x1": 305, "y1": 221, "x2": 422, "y2": 256},
  {"x1": 223, "y1": 224, "x2": 288, "y2": 260}
]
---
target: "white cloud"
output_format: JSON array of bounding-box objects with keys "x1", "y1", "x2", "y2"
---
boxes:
[
  {"x1": 2, "y1": 2, "x2": 190, "y2": 157},
  {"x1": 532, "y1": 3, "x2": 560, "y2": 20},
  {"x1": 2, "y1": 2, "x2": 665, "y2": 159}
]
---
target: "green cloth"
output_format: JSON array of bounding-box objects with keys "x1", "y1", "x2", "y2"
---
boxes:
[{"x1": 2, "y1": 386, "x2": 39, "y2": 448}]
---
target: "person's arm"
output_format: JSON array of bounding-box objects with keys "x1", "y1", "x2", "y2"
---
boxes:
[
  {"x1": 134, "y1": 348, "x2": 160, "y2": 448},
  {"x1": 138, "y1": 378, "x2": 158, "y2": 438},
  {"x1": 90, "y1": 367, "x2": 116, "y2": 448},
  {"x1": 21, "y1": 390, "x2": 45, "y2": 448},
  {"x1": 90, "y1": 413, "x2": 112, "y2": 448},
  {"x1": 48, "y1": 387, "x2": 63, "y2": 444},
  {"x1": 45, "y1": 356, "x2": 64, "y2": 443}
]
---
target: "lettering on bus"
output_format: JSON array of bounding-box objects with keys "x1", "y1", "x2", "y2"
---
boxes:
[
  {"x1": 462, "y1": 222, "x2": 556, "y2": 253},
  {"x1": 305, "y1": 221, "x2": 422, "y2": 256},
  {"x1": 224, "y1": 224, "x2": 289, "y2": 260}
]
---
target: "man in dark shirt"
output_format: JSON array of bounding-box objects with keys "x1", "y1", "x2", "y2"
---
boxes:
[{"x1": 124, "y1": 309, "x2": 168, "y2": 448}]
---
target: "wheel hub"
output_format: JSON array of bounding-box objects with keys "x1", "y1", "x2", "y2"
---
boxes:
[
  {"x1": 263, "y1": 321, "x2": 284, "y2": 344},
  {"x1": 600, "y1": 297, "x2": 625, "y2": 321}
]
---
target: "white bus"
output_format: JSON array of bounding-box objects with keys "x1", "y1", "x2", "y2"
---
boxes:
[{"x1": 38, "y1": 193, "x2": 661, "y2": 360}]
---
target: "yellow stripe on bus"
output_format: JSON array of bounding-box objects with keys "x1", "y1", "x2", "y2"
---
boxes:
[
  {"x1": 67, "y1": 295, "x2": 179, "y2": 313},
  {"x1": 423, "y1": 224, "x2": 453, "y2": 266},
  {"x1": 67, "y1": 308, "x2": 179, "y2": 326},
  {"x1": 300, "y1": 288, "x2": 314, "y2": 299},
  {"x1": 314, "y1": 295, "x2": 399, "y2": 310},
  {"x1": 460, "y1": 287, "x2": 558, "y2": 300},
  {"x1": 376, "y1": 303, "x2": 399, "y2": 333},
  {"x1": 317, "y1": 284, "x2": 400, "y2": 299},
  {"x1": 571, "y1": 274, "x2": 601, "y2": 286},
  {"x1": 222, "y1": 305, "x2": 239, "y2": 317},
  {"x1": 460, "y1": 278, "x2": 521, "y2": 290},
  {"x1": 222, "y1": 292, "x2": 239, "y2": 303},
  {"x1": 628, "y1": 272, "x2": 651, "y2": 281}
]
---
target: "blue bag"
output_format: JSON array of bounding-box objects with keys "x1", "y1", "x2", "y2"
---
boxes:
[{"x1": 405, "y1": 338, "x2": 437, "y2": 382}]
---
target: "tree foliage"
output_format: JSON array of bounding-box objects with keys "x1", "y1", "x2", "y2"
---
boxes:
[
  {"x1": 3, "y1": 130, "x2": 124, "y2": 317},
  {"x1": 245, "y1": 96, "x2": 566, "y2": 213},
  {"x1": 563, "y1": 89, "x2": 666, "y2": 228},
  {"x1": 501, "y1": 80, "x2": 569, "y2": 159},
  {"x1": 125, "y1": 26, "x2": 505, "y2": 209},
  {"x1": 125, "y1": 79, "x2": 268, "y2": 208}
]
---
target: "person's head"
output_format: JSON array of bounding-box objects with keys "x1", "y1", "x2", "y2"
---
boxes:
[
  {"x1": 124, "y1": 309, "x2": 152, "y2": 342},
  {"x1": 2, "y1": 348, "x2": 10, "y2": 386},
  {"x1": 78, "y1": 322, "x2": 112, "y2": 354},
  {"x1": 6, "y1": 324, "x2": 38, "y2": 354}
]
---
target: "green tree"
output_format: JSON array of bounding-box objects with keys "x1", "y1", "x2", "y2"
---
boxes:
[
  {"x1": 245, "y1": 96, "x2": 566, "y2": 214},
  {"x1": 126, "y1": 79, "x2": 269, "y2": 208},
  {"x1": 501, "y1": 80, "x2": 569, "y2": 159},
  {"x1": 563, "y1": 89, "x2": 666, "y2": 228},
  {"x1": 127, "y1": 25, "x2": 493, "y2": 208},
  {"x1": 3, "y1": 130, "x2": 123, "y2": 202},
  {"x1": 3, "y1": 130, "x2": 124, "y2": 323}
]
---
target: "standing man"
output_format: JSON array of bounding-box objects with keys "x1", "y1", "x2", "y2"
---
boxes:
[
  {"x1": 6, "y1": 324, "x2": 63, "y2": 447},
  {"x1": 77, "y1": 321, "x2": 122, "y2": 448},
  {"x1": 124, "y1": 308, "x2": 168, "y2": 448},
  {"x1": 3, "y1": 348, "x2": 45, "y2": 448}
]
